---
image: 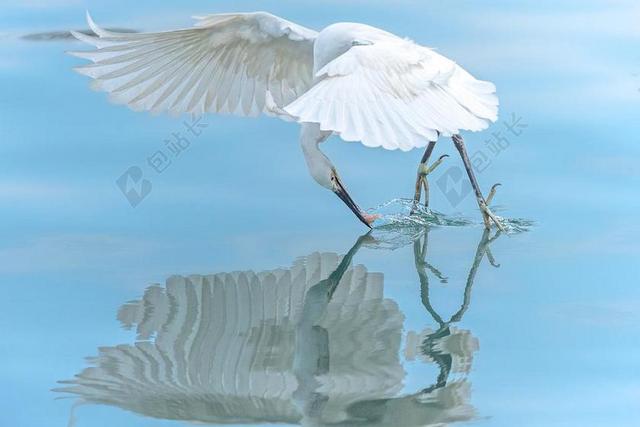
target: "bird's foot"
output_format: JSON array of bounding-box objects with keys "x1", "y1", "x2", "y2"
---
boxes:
[
  {"x1": 419, "y1": 154, "x2": 449, "y2": 178},
  {"x1": 481, "y1": 182, "x2": 505, "y2": 231},
  {"x1": 411, "y1": 155, "x2": 449, "y2": 214},
  {"x1": 486, "y1": 183, "x2": 501, "y2": 206}
]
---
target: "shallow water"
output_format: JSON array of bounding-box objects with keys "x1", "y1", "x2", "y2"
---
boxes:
[
  {"x1": 371, "y1": 198, "x2": 534, "y2": 233},
  {"x1": 2, "y1": 1, "x2": 640, "y2": 426}
]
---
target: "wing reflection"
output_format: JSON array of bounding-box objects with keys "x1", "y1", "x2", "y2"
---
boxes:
[{"x1": 57, "y1": 231, "x2": 500, "y2": 426}]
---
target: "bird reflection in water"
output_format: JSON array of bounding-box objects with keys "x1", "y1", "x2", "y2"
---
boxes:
[{"x1": 57, "y1": 229, "x2": 501, "y2": 426}]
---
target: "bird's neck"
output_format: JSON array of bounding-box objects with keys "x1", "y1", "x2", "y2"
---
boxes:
[{"x1": 300, "y1": 123, "x2": 332, "y2": 187}]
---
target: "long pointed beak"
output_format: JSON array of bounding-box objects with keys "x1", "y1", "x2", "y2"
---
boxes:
[{"x1": 333, "y1": 177, "x2": 372, "y2": 228}]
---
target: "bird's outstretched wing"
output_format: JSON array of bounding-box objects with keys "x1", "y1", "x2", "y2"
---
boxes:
[
  {"x1": 284, "y1": 35, "x2": 498, "y2": 151},
  {"x1": 69, "y1": 12, "x2": 317, "y2": 117}
]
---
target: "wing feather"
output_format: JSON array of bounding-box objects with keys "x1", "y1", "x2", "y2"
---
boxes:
[
  {"x1": 70, "y1": 12, "x2": 317, "y2": 118},
  {"x1": 285, "y1": 35, "x2": 498, "y2": 151}
]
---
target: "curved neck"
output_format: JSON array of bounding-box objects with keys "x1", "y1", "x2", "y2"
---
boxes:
[
  {"x1": 300, "y1": 123, "x2": 332, "y2": 186},
  {"x1": 300, "y1": 123, "x2": 330, "y2": 153}
]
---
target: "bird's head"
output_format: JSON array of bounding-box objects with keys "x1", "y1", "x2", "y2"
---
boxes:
[{"x1": 301, "y1": 125, "x2": 379, "y2": 228}]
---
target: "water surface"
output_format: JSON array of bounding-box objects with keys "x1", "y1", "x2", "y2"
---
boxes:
[{"x1": 1, "y1": 1, "x2": 640, "y2": 426}]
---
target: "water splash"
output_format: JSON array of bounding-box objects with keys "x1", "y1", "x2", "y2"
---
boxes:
[
  {"x1": 371, "y1": 199, "x2": 474, "y2": 229},
  {"x1": 491, "y1": 206, "x2": 536, "y2": 234},
  {"x1": 367, "y1": 198, "x2": 534, "y2": 238}
]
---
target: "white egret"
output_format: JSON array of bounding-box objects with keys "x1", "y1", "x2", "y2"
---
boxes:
[{"x1": 69, "y1": 11, "x2": 502, "y2": 229}]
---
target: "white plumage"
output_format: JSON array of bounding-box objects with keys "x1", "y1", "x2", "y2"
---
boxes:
[
  {"x1": 288, "y1": 23, "x2": 498, "y2": 150},
  {"x1": 70, "y1": 12, "x2": 317, "y2": 117},
  {"x1": 70, "y1": 12, "x2": 497, "y2": 150}
]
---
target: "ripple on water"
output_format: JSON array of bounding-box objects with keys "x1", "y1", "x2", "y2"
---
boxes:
[{"x1": 368, "y1": 198, "x2": 534, "y2": 235}]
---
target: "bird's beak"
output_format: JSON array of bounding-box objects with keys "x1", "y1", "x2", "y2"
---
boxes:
[{"x1": 333, "y1": 175, "x2": 372, "y2": 228}]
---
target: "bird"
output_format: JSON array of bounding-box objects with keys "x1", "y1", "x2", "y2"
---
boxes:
[{"x1": 69, "y1": 11, "x2": 503, "y2": 229}]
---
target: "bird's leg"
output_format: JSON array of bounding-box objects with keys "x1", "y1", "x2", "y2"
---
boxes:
[
  {"x1": 412, "y1": 142, "x2": 435, "y2": 212},
  {"x1": 411, "y1": 141, "x2": 447, "y2": 214},
  {"x1": 452, "y1": 135, "x2": 505, "y2": 231},
  {"x1": 422, "y1": 176, "x2": 430, "y2": 208}
]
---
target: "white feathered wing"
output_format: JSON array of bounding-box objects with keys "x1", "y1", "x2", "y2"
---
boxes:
[
  {"x1": 69, "y1": 12, "x2": 317, "y2": 117},
  {"x1": 284, "y1": 35, "x2": 499, "y2": 151},
  {"x1": 70, "y1": 13, "x2": 498, "y2": 151}
]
